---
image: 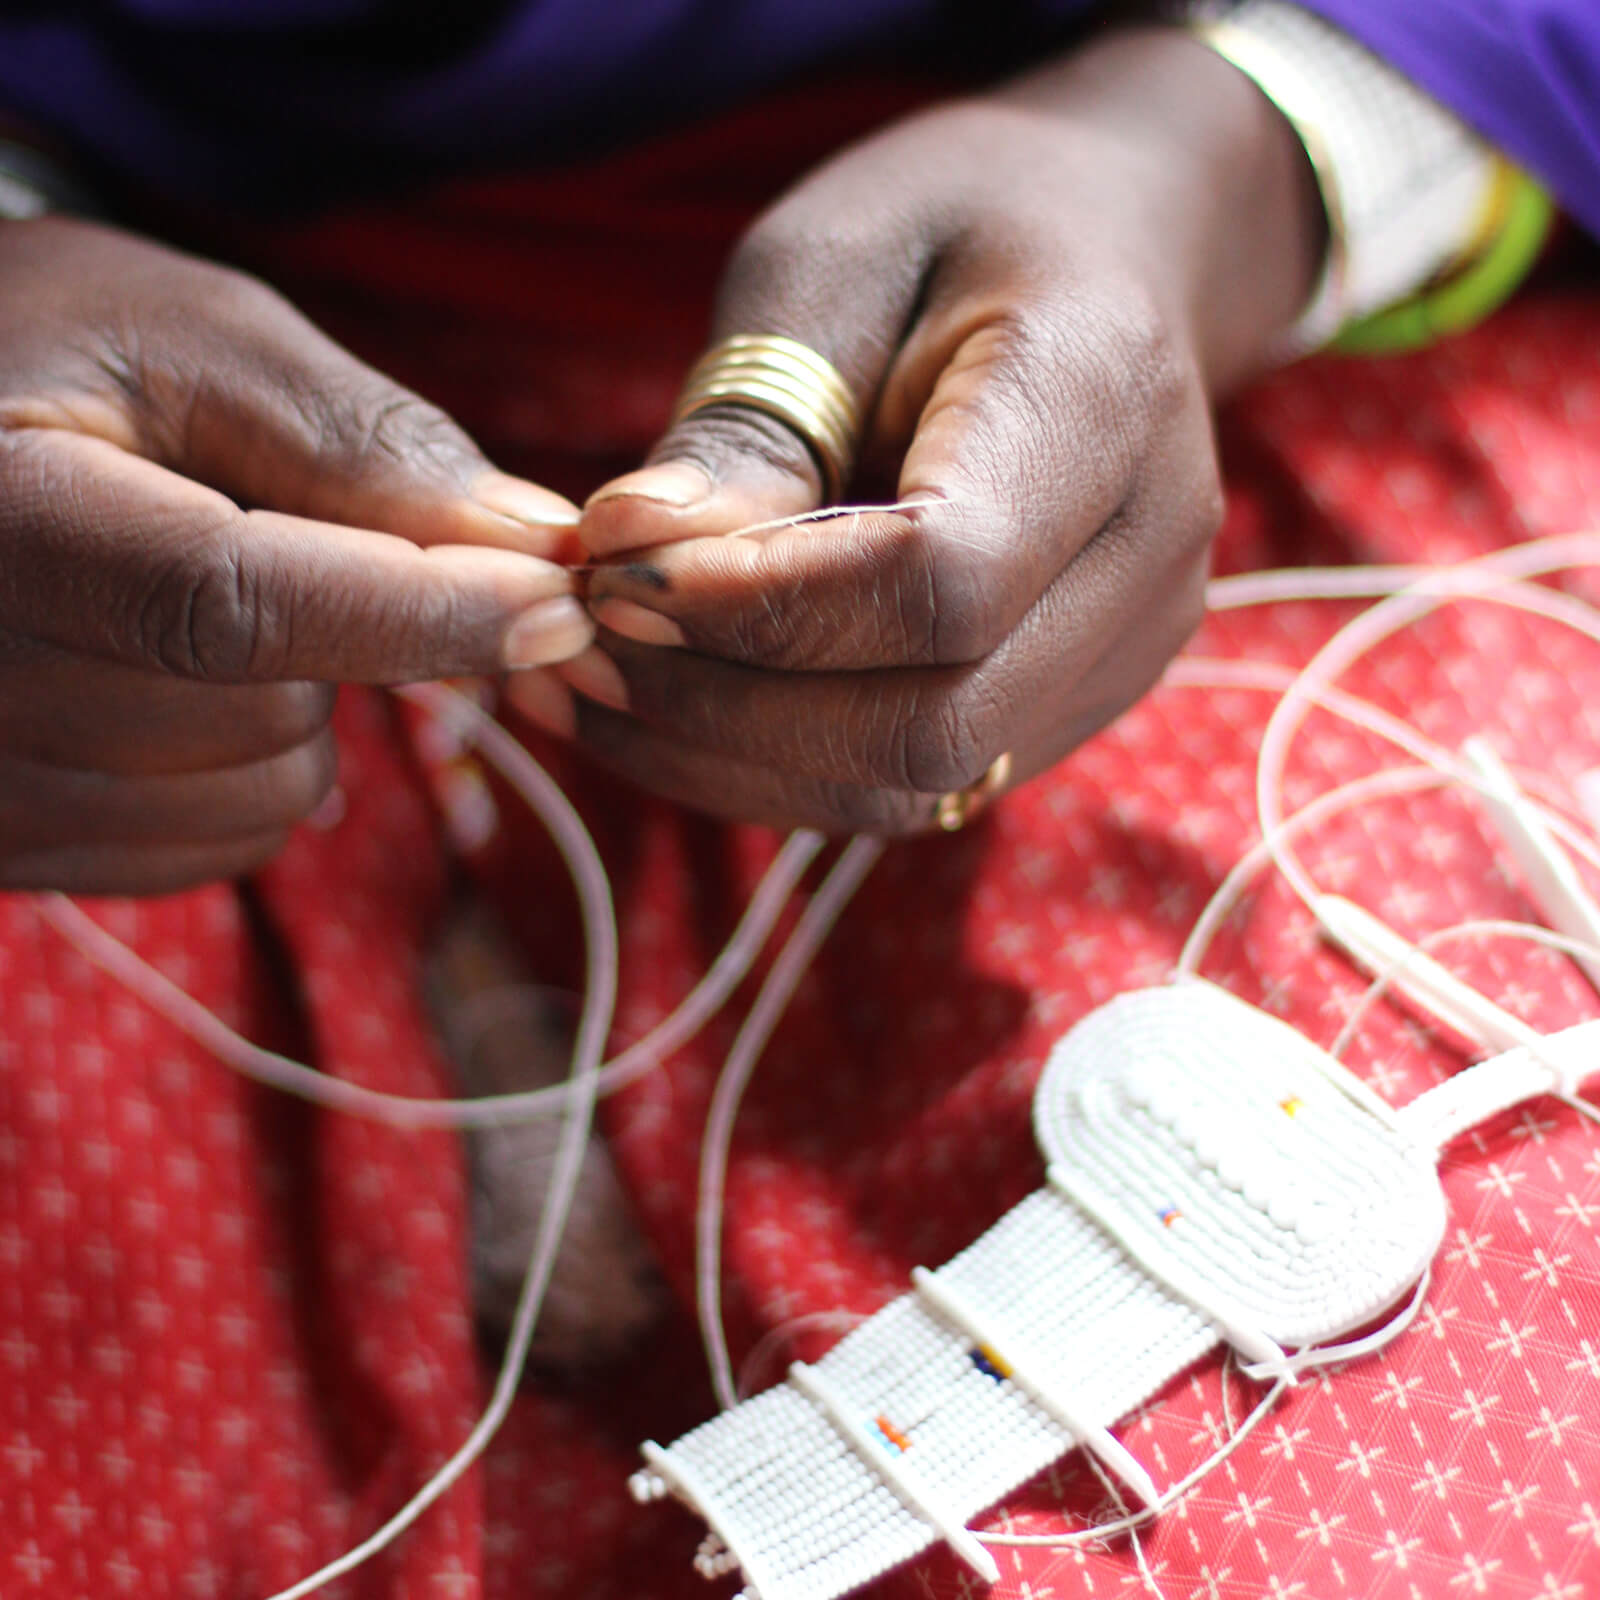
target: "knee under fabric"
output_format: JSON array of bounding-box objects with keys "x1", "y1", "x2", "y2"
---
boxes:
[{"x1": 631, "y1": 978, "x2": 1596, "y2": 1600}]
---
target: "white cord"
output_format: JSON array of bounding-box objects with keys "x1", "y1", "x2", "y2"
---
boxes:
[
  {"x1": 37, "y1": 813, "x2": 823, "y2": 1129},
  {"x1": 697, "y1": 836, "x2": 885, "y2": 1411},
  {"x1": 264, "y1": 682, "x2": 619, "y2": 1599}
]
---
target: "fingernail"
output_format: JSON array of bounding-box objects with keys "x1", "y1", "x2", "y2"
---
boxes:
[
  {"x1": 503, "y1": 668, "x2": 577, "y2": 739},
  {"x1": 502, "y1": 595, "x2": 594, "y2": 668},
  {"x1": 586, "y1": 462, "x2": 712, "y2": 510},
  {"x1": 556, "y1": 647, "x2": 629, "y2": 713},
  {"x1": 307, "y1": 785, "x2": 347, "y2": 831},
  {"x1": 473, "y1": 472, "x2": 583, "y2": 528},
  {"x1": 591, "y1": 596, "x2": 686, "y2": 648}
]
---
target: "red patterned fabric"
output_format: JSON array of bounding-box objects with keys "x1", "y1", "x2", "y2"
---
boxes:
[{"x1": 5, "y1": 93, "x2": 1600, "y2": 1600}]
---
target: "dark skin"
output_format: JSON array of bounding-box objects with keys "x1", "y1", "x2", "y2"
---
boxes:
[
  {"x1": 0, "y1": 222, "x2": 590, "y2": 893},
  {"x1": 512, "y1": 28, "x2": 1325, "y2": 830},
  {"x1": 0, "y1": 27, "x2": 1321, "y2": 892}
]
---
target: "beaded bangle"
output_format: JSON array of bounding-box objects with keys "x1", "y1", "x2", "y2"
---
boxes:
[
  {"x1": 1190, "y1": 1, "x2": 1546, "y2": 358},
  {"x1": 1332, "y1": 167, "x2": 1554, "y2": 355}
]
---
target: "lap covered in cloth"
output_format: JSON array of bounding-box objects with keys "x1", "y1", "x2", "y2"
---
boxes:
[{"x1": 3, "y1": 82, "x2": 1599, "y2": 1600}]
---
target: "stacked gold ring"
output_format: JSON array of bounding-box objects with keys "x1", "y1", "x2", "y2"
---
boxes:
[
  {"x1": 671, "y1": 334, "x2": 861, "y2": 502},
  {"x1": 934, "y1": 751, "x2": 1014, "y2": 833}
]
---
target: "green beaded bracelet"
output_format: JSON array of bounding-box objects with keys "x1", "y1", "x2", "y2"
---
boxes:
[{"x1": 1332, "y1": 169, "x2": 1554, "y2": 357}]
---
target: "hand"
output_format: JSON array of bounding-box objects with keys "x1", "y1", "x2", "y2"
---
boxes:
[
  {"x1": 510, "y1": 28, "x2": 1324, "y2": 832},
  {"x1": 0, "y1": 217, "x2": 590, "y2": 893}
]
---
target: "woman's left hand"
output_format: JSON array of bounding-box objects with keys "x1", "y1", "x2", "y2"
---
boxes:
[{"x1": 507, "y1": 27, "x2": 1325, "y2": 832}]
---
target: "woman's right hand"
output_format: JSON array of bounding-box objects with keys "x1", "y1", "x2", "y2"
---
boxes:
[{"x1": 0, "y1": 217, "x2": 591, "y2": 894}]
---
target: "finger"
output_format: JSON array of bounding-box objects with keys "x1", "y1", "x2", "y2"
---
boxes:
[
  {"x1": 508, "y1": 546, "x2": 1198, "y2": 835},
  {"x1": 0, "y1": 643, "x2": 335, "y2": 775},
  {"x1": 0, "y1": 732, "x2": 339, "y2": 854},
  {"x1": 563, "y1": 519, "x2": 1203, "y2": 794},
  {"x1": 0, "y1": 828, "x2": 294, "y2": 896},
  {"x1": 578, "y1": 199, "x2": 933, "y2": 557},
  {"x1": 586, "y1": 289, "x2": 1212, "y2": 671},
  {"x1": 504, "y1": 686, "x2": 930, "y2": 835},
  {"x1": 0, "y1": 430, "x2": 593, "y2": 683},
  {"x1": 105, "y1": 249, "x2": 581, "y2": 555}
]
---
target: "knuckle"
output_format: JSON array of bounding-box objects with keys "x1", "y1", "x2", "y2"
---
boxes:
[
  {"x1": 1187, "y1": 473, "x2": 1227, "y2": 553},
  {"x1": 1104, "y1": 286, "x2": 1193, "y2": 435},
  {"x1": 922, "y1": 536, "x2": 1005, "y2": 665},
  {"x1": 725, "y1": 580, "x2": 805, "y2": 664},
  {"x1": 182, "y1": 258, "x2": 298, "y2": 337},
  {"x1": 136, "y1": 537, "x2": 282, "y2": 682},
  {"x1": 321, "y1": 379, "x2": 474, "y2": 483},
  {"x1": 722, "y1": 211, "x2": 853, "y2": 324},
  {"x1": 890, "y1": 685, "x2": 996, "y2": 795},
  {"x1": 1165, "y1": 553, "x2": 1210, "y2": 650}
]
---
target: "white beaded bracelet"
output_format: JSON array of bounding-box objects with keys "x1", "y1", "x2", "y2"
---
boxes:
[{"x1": 1190, "y1": 0, "x2": 1507, "y2": 356}]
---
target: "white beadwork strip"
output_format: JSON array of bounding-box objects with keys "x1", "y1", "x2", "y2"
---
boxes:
[
  {"x1": 637, "y1": 1439, "x2": 787, "y2": 1600},
  {"x1": 787, "y1": 1360, "x2": 1000, "y2": 1584},
  {"x1": 909, "y1": 1266, "x2": 1159, "y2": 1508},
  {"x1": 1045, "y1": 1161, "x2": 1292, "y2": 1378},
  {"x1": 1397, "y1": 1019, "x2": 1600, "y2": 1151}
]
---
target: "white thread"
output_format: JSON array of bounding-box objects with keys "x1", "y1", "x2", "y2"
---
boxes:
[
  {"x1": 973, "y1": 1376, "x2": 1293, "y2": 1549},
  {"x1": 724, "y1": 497, "x2": 943, "y2": 541},
  {"x1": 1324, "y1": 918, "x2": 1600, "y2": 1123},
  {"x1": 736, "y1": 1310, "x2": 867, "y2": 1400},
  {"x1": 1252, "y1": 541, "x2": 1600, "y2": 912},
  {"x1": 1081, "y1": 1446, "x2": 1167, "y2": 1600},
  {"x1": 264, "y1": 682, "x2": 618, "y2": 1600},
  {"x1": 37, "y1": 816, "x2": 823, "y2": 1129},
  {"x1": 1314, "y1": 894, "x2": 1544, "y2": 1055},
  {"x1": 1236, "y1": 1266, "x2": 1431, "y2": 1382},
  {"x1": 1165, "y1": 660, "x2": 1600, "y2": 979},
  {"x1": 698, "y1": 835, "x2": 885, "y2": 1411}
]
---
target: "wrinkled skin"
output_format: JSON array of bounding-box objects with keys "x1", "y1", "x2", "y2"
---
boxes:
[
  {"x1": 0, "y1": 27, "x2": 1321, "y2": 890},
  {"x1": 511, "y1": 28, "x2": 1324, "y2": 832},
  {"x1": 0, "y1": 220, "x2": 589, "y2": 893}
]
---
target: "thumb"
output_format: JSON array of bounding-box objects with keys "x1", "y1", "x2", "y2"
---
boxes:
[
  {"x1": 1, "y1": 430, "x2": 593, "y2": 684},
  {"x1": 130, "y1": 269, "x2": 582, "y2": 558},
  {"x1": 579, "y1": 212, "x2": 925, "y2": 556}
]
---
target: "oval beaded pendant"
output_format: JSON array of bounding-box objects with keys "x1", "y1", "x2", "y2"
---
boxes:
[{"x1": 1034, "y1": 981, "x2": 1446, "y2": 1356}]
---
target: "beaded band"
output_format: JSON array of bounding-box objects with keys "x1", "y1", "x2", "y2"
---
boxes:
[{"x1": 1190, "y1": 1, "x2": 1546, "y2": 357}]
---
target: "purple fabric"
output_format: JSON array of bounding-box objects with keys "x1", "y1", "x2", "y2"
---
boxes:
[
  {"x1": 0, "y1": 2, "x2": 1077, "y2": 211},
  {"x1": 1300, "y1": 0, "x2": 1600, "y2": 238},
  {"x1": 0, "y1": 0, "x2": 1597, "y2": 234}
]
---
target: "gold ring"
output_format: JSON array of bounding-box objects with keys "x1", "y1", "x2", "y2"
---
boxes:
[
  {"x1": 934, "y1": 751, "x2": 1014, "y2": 833},
  {"x1": 671, "y1": 334, "x2": 860, "y2": 502}
]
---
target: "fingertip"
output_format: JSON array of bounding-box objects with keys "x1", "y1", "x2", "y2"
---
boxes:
[
  {"x1": 473, "y1": 471, "x2": 582, "y2": 528},
  {"x1": 580, "y1": 463, "x2": 714, "y2": 555},
  {"x1": 503, "y1": 667, "x2": 577, "y2": 740},
  {"x1": 590, "y1": 596, "x2": 687, "y2": 649},
  {"x1": 462, "y1": 472, "x2": 584, "y2": 557},
  {"x1": 502, "y1": 595, "x2": 594, "y2": 669},
  {"x1": 588, "y1": 462, "x2": 713, "y2": 512}
]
